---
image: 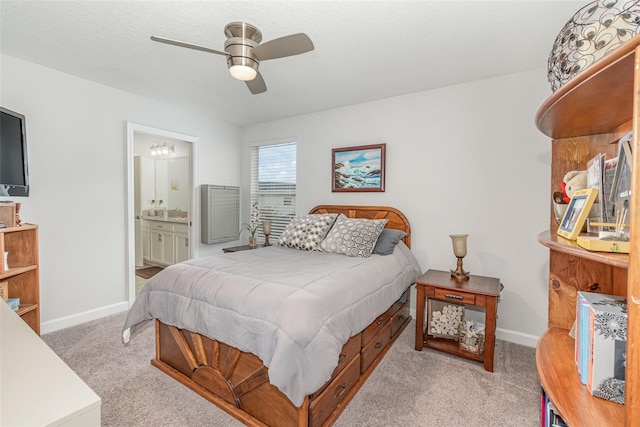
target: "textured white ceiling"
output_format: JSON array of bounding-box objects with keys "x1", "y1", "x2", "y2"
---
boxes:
[{"x1": 0, "y1": 1, "x2": 587, "y2": 126}]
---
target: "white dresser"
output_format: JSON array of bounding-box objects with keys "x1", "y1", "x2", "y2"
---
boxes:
[{"x1": 0, "y1": 302, "x2": 101, "y2": 426}]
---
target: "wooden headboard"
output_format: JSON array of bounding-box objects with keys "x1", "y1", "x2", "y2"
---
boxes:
[{"x1": 309, "y1": 205, "x2": 411, "y2": 248}]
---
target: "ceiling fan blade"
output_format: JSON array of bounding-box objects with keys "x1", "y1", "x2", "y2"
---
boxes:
[
  {"x1": 252, "y1": 33, "x2": 314, "y2": 61},
  {"x1": 150, "y1": 36, "x2": 228, "y2": 56},
  {"x1": 246, "y1": 71, "x2": 267, "y2": 94}
]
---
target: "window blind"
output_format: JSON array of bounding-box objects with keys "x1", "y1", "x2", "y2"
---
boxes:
[{"x1": 250, "y1": 141, "x2": 296, "y2": 241}]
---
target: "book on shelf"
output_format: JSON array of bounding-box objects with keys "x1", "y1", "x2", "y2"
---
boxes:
[
  {"x1": 541, "y1": 388, "x2": 567, "y2": 427},
  {"x1": 602, "y1": 157, "x2": 618, "y2": 225},
  {"x1": 578, "y1": 291, "x2": 627, "y2": 405},
  {"x1": 575, "y1": 294, "x2": 581, "y2": 373},
  {"x1": 575, "y1": 293, "x2": 590, "y2": 384},
  {"x1": 582, "y1": 297, "x2": 590, "y2": 385},
  {"x1": 608, "y1": 132, "x2": 632, "y2": 238},
  {"x1": 586, "y1": 152, "x2": 605, "y2": 224}
]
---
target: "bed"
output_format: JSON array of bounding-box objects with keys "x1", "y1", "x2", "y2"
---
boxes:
[{"x1": 123, "y1": 205, "x2": 421, "y2": 426}]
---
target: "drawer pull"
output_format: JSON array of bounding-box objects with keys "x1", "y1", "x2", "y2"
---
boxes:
[
  {"x1": 375, "y1": 342, "x2": 382, "y2": 349},
  {"x1": 338, "y1": 351, "x2": 347, "y2": 363},
  {"x1": 334, "y1": 384, "x2": 346, "y2": 399},
  {"x1": 444, "y1": 293, "x2": 463, "y2": 300},
  {"x1": 376, "y1": 318, "x2": 384, "y2": 326},
  {"x1": 398, "y1": 314, "x2": 405, "y2": 321}
]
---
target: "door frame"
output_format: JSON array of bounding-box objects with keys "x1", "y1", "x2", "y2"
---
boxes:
[{"x1": 125, "y1": 122, "x2": 198, "y2": 307}]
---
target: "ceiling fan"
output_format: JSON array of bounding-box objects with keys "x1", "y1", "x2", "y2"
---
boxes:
[{"x1": 151, "y1": 22, "x2": 314, "y2": 95}]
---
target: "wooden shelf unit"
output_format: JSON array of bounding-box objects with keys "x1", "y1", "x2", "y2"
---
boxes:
[
  {"x1": 0, "y1": 224, "x2": 40, "y2": 334},
  {"x1": 534, "y1": 35, "x2": 640, "y2": 426}
]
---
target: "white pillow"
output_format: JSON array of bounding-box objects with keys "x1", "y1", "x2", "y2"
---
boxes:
[
  {"x1": 278, "y1": 214, "x2": 338, "y2": 251},
  {"x1": 320, "y1": 214, "x2": 388, "y2": 257}
]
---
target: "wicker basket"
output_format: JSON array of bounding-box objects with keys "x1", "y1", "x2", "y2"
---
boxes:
[{"x1": 459, "y1": 321, "x2": 485, "y2": 354}]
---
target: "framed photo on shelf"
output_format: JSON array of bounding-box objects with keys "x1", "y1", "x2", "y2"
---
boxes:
[
  {"x1": 557, "y1": 188, "x2": 598, "y2": 240},
  {"x1": 331, "y1": 143, "x2": 385, "y2": 192}
]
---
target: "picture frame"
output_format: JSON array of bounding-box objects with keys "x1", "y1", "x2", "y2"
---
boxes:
[
  {"x1": 557, "y1": 188, "x2": 598, "y2": 240},
  {"x1": 331, "y1": 143, "x2": 385, "y2": 192}
]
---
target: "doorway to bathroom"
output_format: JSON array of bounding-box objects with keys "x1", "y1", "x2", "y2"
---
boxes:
[{"x1": 126, "y1": 123, "x2": 197, "y2": 305}]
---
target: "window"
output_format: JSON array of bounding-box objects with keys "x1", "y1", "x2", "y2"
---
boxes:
[{"x1": 250, "y1": 141, "x2": 296, "y2": 240}]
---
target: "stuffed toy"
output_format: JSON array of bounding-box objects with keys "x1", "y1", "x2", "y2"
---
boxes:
[{"x1": 560, "y1": 170, "x2": 587, "y2": 203}]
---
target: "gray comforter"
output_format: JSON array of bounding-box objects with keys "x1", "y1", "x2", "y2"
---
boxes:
[{"x1": 122, "y1": 242, "x2": 421, "y2": 407}]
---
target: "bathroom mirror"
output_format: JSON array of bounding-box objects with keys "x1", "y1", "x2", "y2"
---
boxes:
[
  {"x1": 153, "y1": 157, "x2": 189, "y2": 212},
  {"x1": 135, "y1": 136, "x2": 191, "y2": 217}
]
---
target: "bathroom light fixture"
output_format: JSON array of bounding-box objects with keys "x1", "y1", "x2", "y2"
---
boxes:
[{"x1": 150, "y1": 142, "x2": 175, "y2": 156}]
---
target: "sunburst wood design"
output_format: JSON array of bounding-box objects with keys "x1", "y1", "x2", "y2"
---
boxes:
[
  {"x1": 149, "y1": 205, "x2": 415, "y2": 426},
  {"x1": 163, "y1": 325, "x2": 271, "y2": 409}
]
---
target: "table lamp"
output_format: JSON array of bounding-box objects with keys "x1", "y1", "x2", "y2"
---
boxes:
[
  {"x1": 450, "y1": 234, "x2": 469, "y2": 279},
  {"x1": 262, "y1": 220, "x2": 272, "y2": 246}
]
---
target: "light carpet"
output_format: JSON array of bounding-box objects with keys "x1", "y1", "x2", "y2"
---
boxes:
[{"x1": 42, "y1": 312, "x2": 541, "y2": 426}]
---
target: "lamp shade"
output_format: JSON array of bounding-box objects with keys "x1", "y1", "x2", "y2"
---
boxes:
[
  {"x1": 548, "y1": 0, "x2": 640, "y2": 92},
  {"x1": 449, "y1": 234, "x2": 468, "y2": 258}
]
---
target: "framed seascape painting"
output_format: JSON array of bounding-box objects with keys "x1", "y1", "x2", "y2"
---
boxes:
[{"x1": 332, "y1": 143, "x2": 386, "y2": 192}]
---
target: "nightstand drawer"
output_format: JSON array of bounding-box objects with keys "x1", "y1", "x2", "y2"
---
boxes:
[{"x1": 434, "y1": 288, "x2": 475, "y2": 304}]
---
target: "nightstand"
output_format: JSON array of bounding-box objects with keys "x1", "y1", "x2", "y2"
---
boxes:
[
  {"x1": 414, "y1": 269, "x2": 501, "y2": 372},
  {"x1": 222, "y1": 244, "x2": 263, "y2": 253}
]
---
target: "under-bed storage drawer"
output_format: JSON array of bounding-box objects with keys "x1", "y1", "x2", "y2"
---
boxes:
[
  {"x1": 360, "y1": 323, "x2": 391, "y2": 373},
  {"x1": 309, "y1": 354, "x2": 361, "y2": 427},
  {"x1": 310, "y1": 334, "x2": 361, "y2": 399},
  {"x1": 361, "y1": 305, "x2": 395, "y2": 346},
  {"x1": 390, "y1": 299, "x2": 410, "y2": 337}
]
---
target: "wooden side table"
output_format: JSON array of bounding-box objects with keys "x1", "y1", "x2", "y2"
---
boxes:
[
  {"x1": 414, "y1": 269, "x2": 501, "y2": 372},
  {"x1": 222, "y1": 244, "x2": 263, "y2": 253}
]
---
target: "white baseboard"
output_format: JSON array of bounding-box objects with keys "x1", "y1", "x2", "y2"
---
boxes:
[
  {"x1": 40, "y1": 302, "x2": 129, "y2": 335},
  {"x1": 495, "y1": 327, "x2": 539, "y2": 348},
  {"x1": 41, "y1": 303, "x2": 541, "y2": 348}
]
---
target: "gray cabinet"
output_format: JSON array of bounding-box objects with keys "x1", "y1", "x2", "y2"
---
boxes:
[{"x1": 200, "y1": 185, "x2": 239, "y2": 244}]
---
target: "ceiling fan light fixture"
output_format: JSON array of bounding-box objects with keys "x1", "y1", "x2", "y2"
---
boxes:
[
  {"x1": 229, "y1": 64, "x2": 257, "y2": 81},
  {"x1": 151, "y1": 21, "x2": 314, "y2": 94}
]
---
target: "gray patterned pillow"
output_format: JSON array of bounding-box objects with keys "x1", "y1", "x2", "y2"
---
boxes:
[
  {"x1": 320, "y1": 214, "x2": 388, "y2": 257},
  {"x1": 278, "y1": 214, "x2": 338, "y2": 251}
]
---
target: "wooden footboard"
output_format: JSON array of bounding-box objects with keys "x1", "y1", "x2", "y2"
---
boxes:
[{"x1": 151, "y1": 294, "x2": 411, "y2": 427}]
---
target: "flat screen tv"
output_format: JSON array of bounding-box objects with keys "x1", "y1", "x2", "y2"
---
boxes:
[{"x1": 0, "y1": 106, "x2": 29, "y2": 197}]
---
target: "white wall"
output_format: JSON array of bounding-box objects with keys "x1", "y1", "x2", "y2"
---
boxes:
[
  {"x1": 0, "y1": 55, "x2": 242, "y2": 332},
  {"x1": 242, "y1": 69, "x2": 554, "y2": 346},
  {"x1": 0, "y1": 52, "x2": 555, "y2": 344}
]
